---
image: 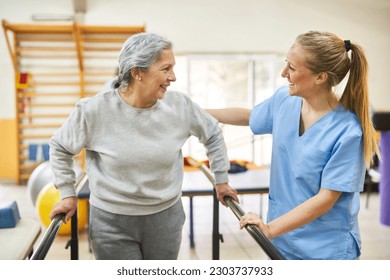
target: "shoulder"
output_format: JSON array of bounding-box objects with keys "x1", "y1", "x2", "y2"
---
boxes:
[
  {"x1": 163, "y1": 90, "x2": 193, "y2": 106},
  {"x1": 77, "y1": 90, "x2": 116, "y2": 109},
  {"x1": 165, "y1": 90, "x2": 190, "y2": 100},
  {"x1": 162, "y1": 90, "x2": 208, "y2": 119},
  {"x1": 74, "y1": 90, "x2": 118, "y2": 119},
  {"x1": 274, "y1": 85, "x2": 289, "y2": 97},
  {"x1": 273, "y1": 85, "x2": 300, "y2": 106},
  {"x1": 253, "y1": 85, "x2": 299, "y2": 113},
  {"x1": 333, "y1": 105, "x2": 362, "y2": 137},
  {"x1": 324, "y1": 106, "x2": 363, "y2": 155},
  {"x1": 257, "y1": 85, "x2": 300, "y2": 109}
]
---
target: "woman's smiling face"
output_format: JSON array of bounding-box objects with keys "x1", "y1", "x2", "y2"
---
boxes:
[
  {"x1": 281, "y1": 44, "x2": 318, "y2": 97},
  {"x1": 140, "y1": 48, "x2": 176, "y2": 102}
]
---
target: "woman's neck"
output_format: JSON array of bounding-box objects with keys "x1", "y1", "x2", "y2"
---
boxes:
[
  {"x1": 302, "y1": 89, "x2": 338, "y2": 114},
  {"x1": 119, "y1": 88, "x2": 156, "y2": 108},
  {"x1": 300, "y1": 90, "x2": 338, "y2": 134}
]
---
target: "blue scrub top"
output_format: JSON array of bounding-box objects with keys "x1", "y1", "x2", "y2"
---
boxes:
[{"x1": 250, "y1": 86, "x2": 365, "y2": 260}]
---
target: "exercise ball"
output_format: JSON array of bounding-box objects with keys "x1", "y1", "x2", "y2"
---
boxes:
[
  {"x1": 36, "y1": 182, "x2": 88, "y2": 235},
  {"x1": 27, "y1": 160, "x2": 83, "y2": 206},
  {"x1": 27, "y1": 161, "x2": 53, "y2": 206}
]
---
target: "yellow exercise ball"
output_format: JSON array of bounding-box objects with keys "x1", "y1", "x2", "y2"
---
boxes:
[{"x1": 36, "y1": 182, "x2": 88, "y2": 235}]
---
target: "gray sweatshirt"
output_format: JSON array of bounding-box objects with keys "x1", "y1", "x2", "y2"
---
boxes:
[{"x1": 50, "y1": 89, "x2": 230, "y2": 215}]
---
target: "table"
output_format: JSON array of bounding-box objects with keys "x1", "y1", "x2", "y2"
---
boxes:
[{"x1": 0, "y1": 218, "x2": 42, "y2": 260}]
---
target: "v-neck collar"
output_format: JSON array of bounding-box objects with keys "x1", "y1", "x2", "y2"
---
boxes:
[{"x1": 297, "y1": 100, "x2": 341, "y2": 138}]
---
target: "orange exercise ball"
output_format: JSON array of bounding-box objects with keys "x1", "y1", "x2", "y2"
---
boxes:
[{"x1": 36, "y1": 182, "x2": 88, "y2": 235}]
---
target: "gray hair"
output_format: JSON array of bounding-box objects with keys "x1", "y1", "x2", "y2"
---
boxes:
[{"x1": 113, "y1": 32, "x2": 172, "y2": 89}]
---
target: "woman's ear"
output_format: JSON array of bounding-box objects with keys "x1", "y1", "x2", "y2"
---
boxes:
[
  {"x1": 131, "y1": 68, "x2": 140, "y2": 81},
  {"x1": 315, "y1": 72, "x2": 328, "y2": 85}
]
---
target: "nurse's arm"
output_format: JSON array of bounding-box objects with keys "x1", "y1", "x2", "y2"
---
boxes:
[
  {"x1": 266, "y1": 188, "x2": 342, "y2": 239},
  {"x1": 206, "y1": 108, "x2": 251, "y2": 126}
]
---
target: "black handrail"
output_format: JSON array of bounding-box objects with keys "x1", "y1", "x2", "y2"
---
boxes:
[
  {"x1": 192, "y1": 158, "x2": 285, "y2": 260},
  {"x1": 30, "y1": 213, "x2": 65, "y2": 260},
  {"x1": 224, "y1": 196, "x2": 285, "y2": 260},
  {"x1": 30, "y1": 174, "x2": 88, "y2": 260}
]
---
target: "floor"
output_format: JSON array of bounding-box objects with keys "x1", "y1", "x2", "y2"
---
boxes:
[{"x1": 1, "y1": 179, "x2": 390, "y2": 260}]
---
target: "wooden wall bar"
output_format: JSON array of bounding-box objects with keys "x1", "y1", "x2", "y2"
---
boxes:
[{"x1": 2, "y1": 20, "x2": 145, "y2": 184}]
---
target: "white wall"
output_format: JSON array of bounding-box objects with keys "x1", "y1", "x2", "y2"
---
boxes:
[{"x1": 1, "y1": 0, "x2": 389, "y2": 118}]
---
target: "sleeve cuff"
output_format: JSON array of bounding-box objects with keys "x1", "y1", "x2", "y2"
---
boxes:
[
  {"x1": 58, "y1": 185, "x2": 77, "y2": 200},
  {"x1": 214, "y1": 171, "x2": 229, "y2": 185}
]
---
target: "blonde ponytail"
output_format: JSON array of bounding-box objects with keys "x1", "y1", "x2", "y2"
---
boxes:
[{"x1": 339, "y1": 43, "x2": 379, "y2": 167}]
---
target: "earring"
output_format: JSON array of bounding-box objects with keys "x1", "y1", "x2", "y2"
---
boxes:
[{"x1": 138, "y1": 77, "x2": 141, "y2": 81}]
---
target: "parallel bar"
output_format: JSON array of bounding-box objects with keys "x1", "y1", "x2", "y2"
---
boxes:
[
  {"x1": 69, "y1": 174, "x2": 89, "y2": 260},
  {"x1": 190, "y1": 157, "x2": 285, "y2": 260},
  {"x1": 30, "y1": 213, "x2": 64, "y2": 260},
  {"x1": 29, "y1": 174, "x2": 88, "y2": 260},
  {"x1": 212, "y1": 189, "x2": 220, "y2": 260},
  {"x1": 189, "y1": 197, "x2": 195, "y2": 248},
  {"x1": 224, "y1": 196, "x2": 285, "y2": 260},
  {"x1": 69, "y1": 208, "x2": 79, "y2": 260}
]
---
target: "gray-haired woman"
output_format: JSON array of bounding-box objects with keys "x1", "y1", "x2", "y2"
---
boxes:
[{"x1": 49, "y1": 32, "x2": 238, "y2": 260}]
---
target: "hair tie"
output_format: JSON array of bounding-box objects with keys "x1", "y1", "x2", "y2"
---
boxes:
[{"x1": 344, "y1": 40, "x2": 352, "y2": 52}]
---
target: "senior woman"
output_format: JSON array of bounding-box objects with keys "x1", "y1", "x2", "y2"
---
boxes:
[{"x1": 49, "y1": 32, "x2": 238, "y2": 260}]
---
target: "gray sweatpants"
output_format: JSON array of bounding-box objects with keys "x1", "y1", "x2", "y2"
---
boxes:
[{"x1": 89, "y1": 199, "x2": 186, "y2": 260}]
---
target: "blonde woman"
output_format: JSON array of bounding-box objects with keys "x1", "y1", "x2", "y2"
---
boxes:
[{"x1": 208, "y1": 31, "x2": 379, "y2": 260}]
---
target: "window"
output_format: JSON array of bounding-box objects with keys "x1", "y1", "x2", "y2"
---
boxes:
[{"x1": 171, "y1": 54, "x2": 285, "y2": 167}]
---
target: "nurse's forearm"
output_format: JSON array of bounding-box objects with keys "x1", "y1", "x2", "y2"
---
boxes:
[
  {"x1": 267, "y1": 188, "x2": 341, "y2": 238},
  {"x1": 206, "y1": 108, "x2": 251, "y2": 126}
]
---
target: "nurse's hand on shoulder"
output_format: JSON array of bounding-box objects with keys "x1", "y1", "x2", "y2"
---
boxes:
[
  {"x1": 240, "y1": 212, "x2": 271, "y2": 239},
  {"x1": 215, "y1": 183, "x2": 239, "y2": 206}
]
